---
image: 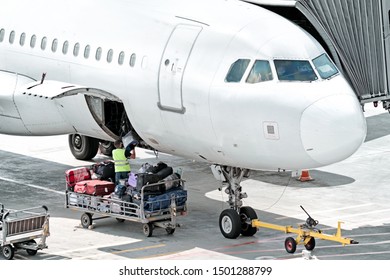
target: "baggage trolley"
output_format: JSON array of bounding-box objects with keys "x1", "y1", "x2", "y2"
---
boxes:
[
  {"x1": 65, "y1": 179, "x2": 187, "y2": 237},
  {"x1": 0, "y1": 204, "x2": 50, "y2": 260}
]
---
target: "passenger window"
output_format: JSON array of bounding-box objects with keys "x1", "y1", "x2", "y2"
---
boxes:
[
  {"x1": 246, "y1": 60, "x2": 273, "y2": 83},
  {"x1": 107, "y1": 49, "x2": 113, "y2": 63},
  {"x1": 9, "y1": 31, "x2": 15, "y2": 44},
  {"x1": 73, "y1": 43, "x2": 80, "y2": 56},
  {"x1": 118, "y1": 51, "x2": 125, "y2": 65},
  {"x1": 20, "y1": 33, "x2": 26, "y2": 46},
  {"x1": 274, "y1": 60, "x2": 317, "y2": 81},
  {"x1": 312, "y1": 53, "x2": 339, "y2": 79},
  {"x1": 84, "y1": 45, "x2": 90, "y2": 59},
  {"x1": 96, "y1": 47, "x2": 102, "y2": 61},
  {"x1": 0, "y1": 29, "x2": 4, "y2": 42},
  {"x1": 52, "y1": 39, "x2": 58, "y2": 52},
  {"x1": 41, "y1": 37, "x2": 47, "y2": 50},
  {"x1": 129, "y1": 53, "x2": 136, "y2": 67},
  {"x1": 225, "y1": 59, "x2": 250, "y2": 82},
  {"x1": 62, "y1": 41, "x2": 69, "y2": 54},
  {"x1": 30, "y1": 35, "x2": 36, "y2": 48}
]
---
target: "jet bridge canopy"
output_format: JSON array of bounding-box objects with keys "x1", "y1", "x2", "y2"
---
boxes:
[{"x1": 245, "y1": 0, "x2": 390, "y2": 108}]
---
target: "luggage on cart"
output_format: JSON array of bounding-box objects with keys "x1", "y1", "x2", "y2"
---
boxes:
[
  {"x1": 91, "y1": 161, "x2": 115, "y2": 182},
  {"x1": 74, "y1": 180, "x2": 115, "y2": 196},
  {"x1": 144, "y1": 188, "x2": 187, "y2": 212},
  {"x1": 136, "y1": 173, "x2": 162, "y2": 193},
  {"x1": 145, "y1": 162, "x2": 168, "y2": 174},
  {"x1": 65, "y1": 167, "x2": 91, "y2": 190},
  {"x1": 155, "y1": 166, "x2": 173, "y2": 180}
]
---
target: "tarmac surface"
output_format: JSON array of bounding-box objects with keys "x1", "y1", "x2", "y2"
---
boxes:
[{"x1": 1, "y1": 103, "x2": 390, "y2": 261}]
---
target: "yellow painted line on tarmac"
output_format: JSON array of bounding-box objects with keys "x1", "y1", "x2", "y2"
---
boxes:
[{"x1": 111, "y1": 244, "x2": 166, "y2": 255}]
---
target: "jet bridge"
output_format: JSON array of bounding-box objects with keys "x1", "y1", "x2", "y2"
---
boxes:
[{"x1": 245, "y1": 0, "x2": 390, "y2": 110}]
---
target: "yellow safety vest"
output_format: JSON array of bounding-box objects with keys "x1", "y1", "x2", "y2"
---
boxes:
[{"x1": 112, "y1": 148, "x2": 131, "y2": 172}]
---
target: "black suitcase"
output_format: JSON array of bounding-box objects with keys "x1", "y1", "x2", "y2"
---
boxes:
[
  {"x1": 155, "y1": 166, "x2": 173, "y2": 180},
  {"x1": 145, "y1": 162, "x2": 168, "y2": 173},
  {"x1": 136, "y1": 173, "x2": 164, "y2": 193}
]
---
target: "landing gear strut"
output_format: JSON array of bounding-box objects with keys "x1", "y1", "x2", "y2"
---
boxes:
[{"x1": 215, "y1": 166, "x2": 258, "y2": 239}]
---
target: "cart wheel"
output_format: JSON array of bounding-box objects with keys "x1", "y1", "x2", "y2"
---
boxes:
[
  {"x1": 26, "y1": 240, "x2": 38, "y2": 256},
  {"x1": 240, "y1": 206, "x2": 258, "y2": 236},
  {"x1": 116, "y1": 218, "x2": 125, "y2": 223},
  {"x1": 81, "y1": 213, "x2": 93, "y2": 228},
  {"x1": 219, "y1": 209, "x2": 241, "y2": 239},
  {"x1": 285, "y1": 237, "x2": 297, "y2": 254},
  {"x1": 166, "y1": 227, "x2": 175, "y2": 235},
  {"x1": 304, "y1": 237, "x2": 316, "y2": 251},
  {"x1": 143, "y1": 223, "x2": 153, "y2": 237},
  {"x1": 2, "y1": 245, "x2": 14, "y2": 260}
]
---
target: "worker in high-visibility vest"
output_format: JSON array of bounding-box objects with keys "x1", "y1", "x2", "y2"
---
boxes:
[{"x1": 112, "y1": 139, "x2": 136, "y2": 185}]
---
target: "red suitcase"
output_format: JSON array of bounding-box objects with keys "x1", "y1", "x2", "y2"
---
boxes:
[
  {"x1": 74, "y1": 180, "x2": 115, "y2": 196},
  {"x1": 65, "y1": 167, "x2": 91, "y2": 188}
]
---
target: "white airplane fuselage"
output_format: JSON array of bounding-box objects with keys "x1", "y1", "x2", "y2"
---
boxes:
[{"x1": 0, "y1": 0, "x2": 366, "y2": 171}]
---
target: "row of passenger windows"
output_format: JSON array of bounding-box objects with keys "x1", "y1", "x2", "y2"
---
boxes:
[
  {"x1": 225, "y1": 53, "x2": 339, "y2": 83},
  {"x1": 0, "y1": 28, "x2": 137, "y2": 67}
]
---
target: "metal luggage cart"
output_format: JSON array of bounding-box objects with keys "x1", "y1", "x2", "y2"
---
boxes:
[
  {"x1": 0, "y1": 204, "x2": 50, "y2": 260},
  {"x1": 65, "y1": 179, "x2": 187, "y2": 237}
]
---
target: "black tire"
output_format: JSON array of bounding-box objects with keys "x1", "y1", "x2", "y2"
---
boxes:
[
  {"x1": 304, "y1": 237, "x2": 316, "y2": 251},
  {"x1": 68, "y1": 134, "x2": 99, "y2": 160},
  {"x1": 143, "y1": 223, "x2": 153, "y2": 237},
  {"x1": 219, "y1": 209, "x2": 241, "y2": 239},
  {"x1": 116, "y1": 218, "x2": 125, "y2": 223},
  {"x1": 2, "y1": 245, "x2": 14, "y2": 260},
  {"x1": 166, "y1": 227, "x2": 175, "y2": 235},
  {"x1": 26, "y1": 240, "x2": 38, "y2": 256},
  {"x1": 240, "y1": 206, "x2": 258, "y2": 236},
  {"x1": 285, "y1": 237, "x2": 297, "y2": 254},
  {"x1": 99, "y1": 141, "x2": 115, "y2": 157},
  {"x1": 81, "y1": 213, "x2": 93, "y2": 229}
]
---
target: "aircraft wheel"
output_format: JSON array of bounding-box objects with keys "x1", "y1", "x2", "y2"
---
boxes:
[
  {"x1": 240, "y1": 206, "x2": 258, "y2": 236},
  {"x1": 166, "y1": 227, "x2": 175, "y2": 235},
  {"x1": 68, "y1": 134, "x2": 99, "y2": 160},
  {"x1": 219, "y1": 209, "x2": 241, "y2": 239},
  {"x1": 81, "y1": 213, "x2": 93, "y2": 229},
  {"x1": 304, "y1": 237, "x2": 316, "y2": 251},
  {"x1": 285, "y1": 237, "x2": 297, "y2": 254},
  {"x1": 2, "y1": 245, "x2": 14, "y2": 260},
  {"x1": 99, "y1": 141, "x2": 114, "y2": 156}
]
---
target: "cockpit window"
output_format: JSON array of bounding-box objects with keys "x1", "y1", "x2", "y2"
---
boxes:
[
  {"x1": 274, "y1": 60, "x2": 317, "y2": 81},
  {"x1": 246, "y1": 60, "x2": 273, "y2": 83},
  {"x1": 312, "y1": 53, "x2": 339, "y2": 79},
  {"x1": 225, "y1": 59, "x2": 250, "y2": 82}
]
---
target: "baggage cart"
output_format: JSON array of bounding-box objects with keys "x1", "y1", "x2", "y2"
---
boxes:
[
  {"x1": 0, "y1": 204, "x2": 50, "y2": 260},
  {"x1": 65, "y1": 179, "x2": 187, "y2": 237}
]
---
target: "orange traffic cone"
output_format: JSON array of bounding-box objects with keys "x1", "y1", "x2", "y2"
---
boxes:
[{"x1": 298, "y1": 170, "x2": 314, "y2": 182}]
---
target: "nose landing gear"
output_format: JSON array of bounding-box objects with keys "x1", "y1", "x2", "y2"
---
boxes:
[{"x1": 215, "y1": 166, "x2": 258, "y2": 239}]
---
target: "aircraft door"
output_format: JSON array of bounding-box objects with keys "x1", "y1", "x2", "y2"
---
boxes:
[{"x1": 158, "y1": 24, "x2": 202, "y2": 113}]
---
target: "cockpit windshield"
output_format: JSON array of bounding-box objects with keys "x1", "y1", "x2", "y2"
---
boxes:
[
  {"x1": 274, "y1": 60, "x2": 317, "y2": 82},
  {"x1": 225, "y1": 59, "x2": 250, "y2": 82},
  {"x1": 312, "y1": 53, "x2": 339, "y2": 79},
  {"x1": 246, "y1": 60, "x2": 273, "y2": 83}
]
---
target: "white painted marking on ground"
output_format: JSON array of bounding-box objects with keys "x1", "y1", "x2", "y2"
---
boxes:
[{"x1": 0, "y1": 176, "x2": 64, "y2": 195}]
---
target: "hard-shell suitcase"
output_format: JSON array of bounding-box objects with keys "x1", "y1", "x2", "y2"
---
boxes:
[
  {"x1": 65, "y1": 167, "x2": 91, "y2": 189},
  {"x1": 74, "y1": 180, "x2": 115, "y2": 196},
  {"x1": 136, "y1": 173, "x2": 161, "y2": 191}
]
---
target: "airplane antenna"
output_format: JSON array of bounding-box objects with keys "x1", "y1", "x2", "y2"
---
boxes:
[{"x1": 40, "y1": 72, "x2": 46, "y2": 84}]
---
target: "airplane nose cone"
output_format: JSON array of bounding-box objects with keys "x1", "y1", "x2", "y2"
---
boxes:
[{"x1": 300, "y1": 95, "x2": 367, "y2": 166}]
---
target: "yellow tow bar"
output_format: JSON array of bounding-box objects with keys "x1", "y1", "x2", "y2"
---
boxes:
[{"x1": 251, "y1": 211, "x2": 358, "y2": 254}]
